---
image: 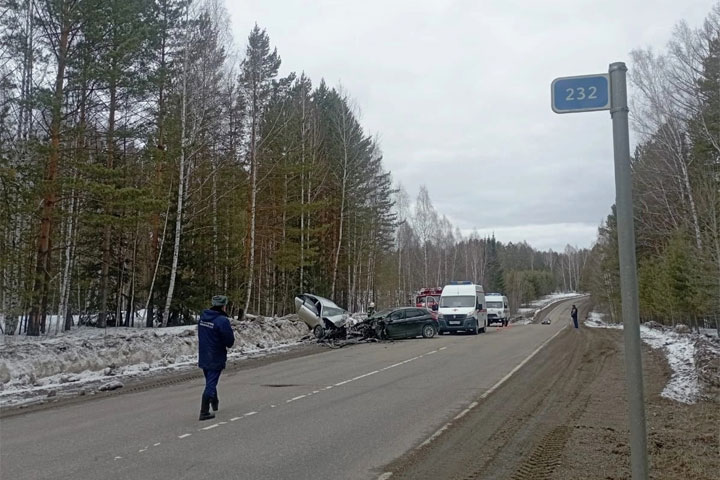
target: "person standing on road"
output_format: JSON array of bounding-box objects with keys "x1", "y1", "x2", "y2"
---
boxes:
[
  {"x1": 198, "y1": 295, "x2": 235, "y2": 421},
  {"x1": 367, "y1": 302, "x2": 376, "y2": 317},
  {"x1": 571, "y1": 304, "x2": 579, "y2": 329}
]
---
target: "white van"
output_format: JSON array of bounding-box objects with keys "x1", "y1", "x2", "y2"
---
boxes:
[
  {"x1": 437, "y1": 281, "x2": 488, "y2": 334},
  {"x1": 486, "y1": 293, "x2": 509, "y2": 327}
]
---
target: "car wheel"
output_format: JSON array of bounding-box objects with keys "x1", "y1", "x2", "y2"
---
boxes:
[
  {"x1": 422, "y1": 324, "x2": 436, "y2": 338},
  {"x1": 472, "y1": 322, "x2": 479, "y2": 335},
  {"x1": 313, "y1": 325, "x2": 324, "y2": 339}
]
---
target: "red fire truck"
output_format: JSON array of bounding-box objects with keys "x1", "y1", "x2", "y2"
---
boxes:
[{"x1": 415, "y1": 287, "x2": 443, "y2": 310}]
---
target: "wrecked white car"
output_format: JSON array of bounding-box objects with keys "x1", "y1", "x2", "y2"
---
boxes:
[{"x1": 294, "y1": 294, "x2": 350, "y2": 339}]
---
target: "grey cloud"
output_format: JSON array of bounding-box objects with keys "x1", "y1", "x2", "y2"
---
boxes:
[{"x1": 227, "y1": 0, "x2": 714, "y2": 250}]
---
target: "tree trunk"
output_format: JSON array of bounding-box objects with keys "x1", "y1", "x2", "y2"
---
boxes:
[
  {"x1": 244, "y1": 91, "x2": 259, "y2": 314},
  {"x1": 98, "y1": 81, "x2": 118, "y2": 329},
  {"x1": 162, "y1": 7, "x2": 190, "y2": 326},
  {"x1": 28, "y1": 11, "x2": 70, "y2": 336}
]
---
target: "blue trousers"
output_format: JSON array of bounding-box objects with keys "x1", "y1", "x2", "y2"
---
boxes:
[
  {"x1": 572, "y1": 316, "x2": 579, "y2": 328},
  {"x1": 203, "y1": 369, "x2": 222, "y2": 399}
]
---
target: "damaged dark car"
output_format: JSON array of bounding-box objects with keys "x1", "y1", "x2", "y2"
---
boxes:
[{"x1": 368, "y1": 307, "x2": 438, "y2": 340}]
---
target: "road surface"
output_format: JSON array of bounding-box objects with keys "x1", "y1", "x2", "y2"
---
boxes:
[{"x1": 0, "y1": 298, "x2": 585, "y2": 480}]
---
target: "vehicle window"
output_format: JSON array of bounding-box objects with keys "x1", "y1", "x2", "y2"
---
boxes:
[
  {"x1": 389, "y1": 310, "x2": 405, "y2": 320},
  {"x1": 440, "y1": 295, "x2": 475, "y2": 308},
  {"x1": 405, "y1": 309, "x2": 423, "y2": 318},
  {"x1": 301, "y1": 297, "x2": 318, "y2": 315},
  {"x1": 323, "y1": 306, "x2": 345, "y2": 316},
  {"x1": 487, "y1": 301, "x2": 503, "y2": 308}
]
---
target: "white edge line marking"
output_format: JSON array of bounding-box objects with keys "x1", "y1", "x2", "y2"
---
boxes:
[
  {"x1": 178, "y1": 434, "x2": 191, "y2": 439},
  {"x1": 480, "y1": 326, "x2": 567, "y2": 400},
  {"x1": 378, "y1": 473, "x2": 394, "y2": 480},
  {"x1": 453, "y1": 401, "x2": 479, "y2": 420},
  {"x1": 417, "y1": 325, "x2": 567, "y2": 449},
  {"x1": 419, "y1": 423, "x2": 451, "y2": 447}
]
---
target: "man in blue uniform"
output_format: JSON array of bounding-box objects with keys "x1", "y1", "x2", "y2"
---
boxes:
[
  {"x1": 571, "y1": 304, "x2": 579, "y2": 329},
  {"x1": 198, "y1": 295, "x2": 235, "y2": 421}
]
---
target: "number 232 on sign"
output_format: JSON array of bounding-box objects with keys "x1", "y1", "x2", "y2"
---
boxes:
[{"x1": 551, "y1": 74, "x2": 610, "y2": 114}]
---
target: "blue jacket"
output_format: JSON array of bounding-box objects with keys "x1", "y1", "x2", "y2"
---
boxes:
[{"x1": 198, "y1": 309, "x2": 235, "y2": 370}]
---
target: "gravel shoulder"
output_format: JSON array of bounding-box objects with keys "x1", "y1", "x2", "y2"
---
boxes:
[{"x1": 383, "y1": 301, "x2": 719, "y2": 480}]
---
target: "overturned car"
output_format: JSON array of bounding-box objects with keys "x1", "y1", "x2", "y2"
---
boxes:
[{"x1": 294, "y1": 294, "x2": 350, "y2": 339}]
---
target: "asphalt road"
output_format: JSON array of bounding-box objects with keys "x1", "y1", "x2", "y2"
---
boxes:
[{"x1": 0, "y1": 298, "x2": 584, "y2": 480}]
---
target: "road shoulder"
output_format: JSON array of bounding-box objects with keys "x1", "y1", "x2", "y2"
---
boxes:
[{"x1": 382, "y1": 323, "x2": 719, "y2": 479}]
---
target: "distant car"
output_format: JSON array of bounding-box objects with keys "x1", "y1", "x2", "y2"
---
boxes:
[
  {"x1": 541, "y1": 318, "x2": 551, "y2": 325},
  {"x1": 369, "y1": 307, "x2": 438, "y2": 339},
  {"x1": 295, "y1": 294, "x2": 349, "y2": 339}
]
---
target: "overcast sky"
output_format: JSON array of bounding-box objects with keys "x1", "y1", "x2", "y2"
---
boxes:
[{"x1": 225, "y1": 0, "x2": 714, "y2": 251}]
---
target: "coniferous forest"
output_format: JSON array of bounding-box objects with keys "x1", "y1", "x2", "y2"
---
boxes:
[
  {"x1": 585, "y1": 5, "x2": 720, "y2": 329},
  {"x1": 2, "y1": 0, "x2": 718, "y2": 336}
]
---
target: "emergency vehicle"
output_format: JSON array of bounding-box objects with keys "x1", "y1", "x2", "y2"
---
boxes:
[{"x1": 415, "y1": 287, "x2": 443, "y2": 310}]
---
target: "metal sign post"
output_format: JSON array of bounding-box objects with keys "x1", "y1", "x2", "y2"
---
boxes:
[
  {"x1": 608, "y1": 61, "x2": 648, "y2": 480},
  {"x1": 552, "y1": 62, "x2": 649, "y2": 480}
]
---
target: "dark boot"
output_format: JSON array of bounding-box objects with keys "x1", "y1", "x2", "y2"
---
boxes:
[
  {"x1": 210, "y1": 395, "x2": 219, "y2": 412},
  {"x1": 199, "y1": 395, "x2": 215, "y2": 421}
]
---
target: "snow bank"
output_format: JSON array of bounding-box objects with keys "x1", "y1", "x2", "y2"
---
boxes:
[
  {"x1": 0, "y1": 315, "x2": 311, "y2": 407},
  {"x1": 585, "y1": 312, "x2": 720, "y2": 404}
]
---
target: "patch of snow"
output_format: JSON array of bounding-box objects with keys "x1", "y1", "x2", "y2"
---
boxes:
[
  {"x1": 699, "y1": 328, "x2": 719, "y2": 338},
  {"x1": 639, "y1": 326, "x2": 699, "y2": 404},
  {"x1": 523, "y1": 292, "x2": 586, "y2": 310},
  {"x1": 585, "y1": 311, "x2": 622, "y2": 329},
  {"x1": 0, "y1": 315, "x2": 311, "y2": 408},
  {"x1": 584, "y1": 312, "x2": 706, "y2": 404}
]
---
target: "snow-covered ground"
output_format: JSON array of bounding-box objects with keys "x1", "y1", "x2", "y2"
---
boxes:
[
  {"x1": 513, "y1": 292, "x2": 587, "y2": 325},
  {"x1": 585, "y1": 312, "x2": 720, "y2": 404},
  {"x1": 0, "y1": 315, "x2": 312, "y2": 408}
]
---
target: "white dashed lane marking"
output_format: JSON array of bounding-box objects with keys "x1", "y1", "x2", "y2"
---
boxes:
[{"x1": 118, "y1": 347, "x2": 450, "y2": 460}]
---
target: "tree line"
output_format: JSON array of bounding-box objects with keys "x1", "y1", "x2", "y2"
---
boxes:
[
  {"x1": 0, "y1": 0, "x2": 587, "y2": 336},
  {"x1": 583, "y1": 4, "x2": 720, "y2": 329}
]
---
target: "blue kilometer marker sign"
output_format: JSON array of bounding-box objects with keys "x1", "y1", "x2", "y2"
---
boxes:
[{"x1": 551, "y1": 74, "x2": 610, "y2": 113}]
